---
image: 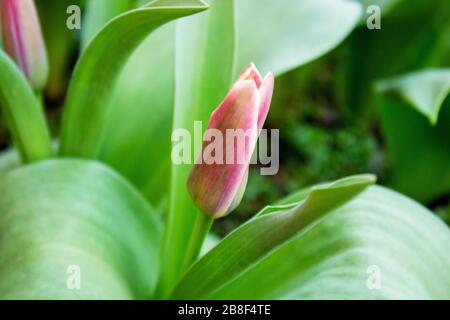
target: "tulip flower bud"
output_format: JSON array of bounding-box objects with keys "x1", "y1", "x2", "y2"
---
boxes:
[
  {"x1": 0, "y1": 0, "x2": 48, "y2": 91},
  {"x1": 187, "y1": 63, "x2": 274, "y2": 219}
]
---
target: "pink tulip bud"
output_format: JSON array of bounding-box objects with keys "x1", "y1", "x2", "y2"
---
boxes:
[
  {"x1": 0, "y1": 0, "x2": 48, "y2": 91},
  {"x1": 187, "y1": 63, "x2": 274, "y2": 219}
]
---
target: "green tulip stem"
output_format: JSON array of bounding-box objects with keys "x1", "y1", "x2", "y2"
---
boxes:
[{"x1": 181, "y1": 212, "x2": 213, "y2": 275}]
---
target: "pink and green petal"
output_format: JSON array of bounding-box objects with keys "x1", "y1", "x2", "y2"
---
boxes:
[
  {"x1": 0, "y1": 0, "x2": 48, "y2": 91},
  {"x1": 237, "y1": 62, "x2": 263, "y2": 88},
  {"x1": 187, "y1": 80, "x2": 260, "y2": 218}
]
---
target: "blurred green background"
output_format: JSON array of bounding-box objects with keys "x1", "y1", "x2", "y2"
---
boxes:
[{"x1": 220, "y1": 0, "x2": 450, "y2": 234}]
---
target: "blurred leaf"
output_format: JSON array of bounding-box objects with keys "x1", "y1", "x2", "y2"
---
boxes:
[
  {"x1": 80, "y1": 0, "x2": 153, "y2": 50},
  {"x1": 0, "y1": 148, "x2": 19, "y2": 175},
  {"x1": 335, "y1": 6, "x2": 450, "y2": 215},
  {"x1": 348, "y1": 0, "x2": 450, "y2": 203},
  {"x1": 235, "y1": 0, "x2": 362, "y2": 76},
  {"x1": 0, "y1": 51, "x2": 52, "y2": 163},
  {"x1": 436, "y1": 203, "x2": 450, "y2": 226},
  {"x1": 0, "y1": 159, "x2": 162, "y2": 299},
  {"x1": 35, "y1": 0, "x2": 82, "y2": 101},
  {"x1": 200, "y1": 233, "x2": 221, "y2": 257},
  {"x1": 173, "y1": 182, "x2": 450, "y2": 299},
  {"x1": 59, "y1": 0, "x2": 208, "y2": 158},
  {"x1": 345, "y1": 0, "x2": 449, "y2": 115},
  {"x1": 377, "y1": 90, "x2": 450, "y2": 203},
  {"x1": 158, "y1": 0, "x2": 235, "y2": 297},
  {"x1": 172, "y1": 174, "x2": 376, "y2": 298},
  {"x1": 81, "y1": 0, "x2": 135, "y2": 50},
  {"x1": 376, "y1": 69, "x2": 450, "y2": 124},
  {"x1": 99, "y1": 24, "x2": 175, "y2": 206},
  {"x1": 77, "y1": 0, "x2": 175, "y2": 206},
  {"x1": 356, "y1": 0, "x2": 403, "y2": 16}
]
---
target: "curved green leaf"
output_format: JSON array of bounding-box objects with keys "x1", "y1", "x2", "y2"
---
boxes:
[
  {"x1": 0, "y1": 51, "x2": 52, "y2": 163},
  {"x1": 376, "y1": 69, "x2": 450, "y2": 125},
  {"x1": 81, "y1": 0, "x2": 135, "y2": 50},
  {"x1": 59, "y1": 0, "x2": 208, "y2": 158},
  {"x1": 173, "y1": 182, "x2": 450, "y2": 299},
  {"x1": 171, "y1": 174, "x2": 376, "y2": 298},
  {"x1": 235, "y1": 0, "x2": 362, "y2": 76},
  {"x1": 256, "y1": 175, "x2": 379, "y2": 218},
  {"x1": 0, "y1": 159, "x2": 162, "y2": 299},
  {"x1": 76, "y1": 0, "x2": 175, "y2": 206}
]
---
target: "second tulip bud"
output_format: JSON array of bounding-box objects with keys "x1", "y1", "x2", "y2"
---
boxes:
[{"x1": 0, "y1": 0, "x2": 48, "y2": 91}]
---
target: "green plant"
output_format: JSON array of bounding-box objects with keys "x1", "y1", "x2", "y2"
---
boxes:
[{"x1": 0, "y1": 0, "x2": 449, "y2": 300}]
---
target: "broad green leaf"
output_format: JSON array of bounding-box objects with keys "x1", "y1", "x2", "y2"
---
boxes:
[
  {"x1": 235, "y1": 0, "x2": 362, "y2": 76},
  {"x1": 173, "y1": 182, "x2": 450, "y2": 299},
  {"x1": 210, "y1": 186, "x2": 450, "y2": 299},
  {"x1": 158, "y1": 0, "x2": 235, "y2": 298},
  {"x1": 59, "y1": 0, "x2": 208, "y2": 158},
  {"x1": 0, "y1": 51, "x2": 52, "y2": 163},
  {"x1": 0, "y1": 159, "x2": 162, "y2": 299},
  {"x1": 171, "y1": 174, "x2": 376, "y2": 299},
  {"x1": 376, "y1": 69, "x2": 450, "y2": 124},
  {"x1": 376, "y1": 92, "x2": 450, "y2": 203}
]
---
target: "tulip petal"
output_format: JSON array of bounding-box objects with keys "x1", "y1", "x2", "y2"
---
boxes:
[
  {"x1": 227, "y1": 167, "x2": 249, "y2": 214},
  {"x1": 187, "y1": 80, "x2": 260, "y2": 218},
  {"x1": 237, "y1": 62, "x2": 262, "y2": 88},
  {"x1": 1, "y1": 0, "x2": 27, "y2": 73},
  {"x1": 257, "y1": 72, "x2": 275, "y2": 131}
]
